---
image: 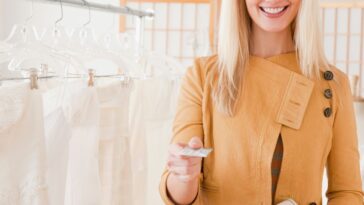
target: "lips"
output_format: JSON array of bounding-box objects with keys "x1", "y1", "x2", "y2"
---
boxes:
[{"x1": 259, "y1": 5, "x2": 289, "y2": 18}]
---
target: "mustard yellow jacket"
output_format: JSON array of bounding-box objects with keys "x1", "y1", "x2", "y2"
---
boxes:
[{"x1": 160, "y1": 53, "x2": 364, "y2": 205}]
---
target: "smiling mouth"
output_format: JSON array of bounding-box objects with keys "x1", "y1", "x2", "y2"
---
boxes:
[{"x1": 259, "y1": 6, "x2": 289, "y2": 15}]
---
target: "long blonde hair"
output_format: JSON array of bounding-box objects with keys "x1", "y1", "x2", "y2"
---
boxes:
[{"x1": 213, "y1": 0, "x2": 329, "y2": 116}]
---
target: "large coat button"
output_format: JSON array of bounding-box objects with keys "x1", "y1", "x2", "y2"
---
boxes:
[
  {"x1": 323, "y1": 71, "x2": 334, "y2": 80},
  {"x1": 324, "y1": 107, "x2": 332, "y2": 118},
  {"x1": 324, "y1": 89, "x2": 333, "y2": 99}
]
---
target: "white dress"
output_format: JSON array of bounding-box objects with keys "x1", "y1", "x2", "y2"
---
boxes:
[
  {"x1": 129, "y1": 77, "x2": 181, "y2": 205},
  {"x1": 41, "y1": 81, "x2": 78, "y2": 205},
  {"x1": 64, "y1": 86, "x2": 102, "y2": 205},
  {"x1": 129, "y1": 80, "x2": 149, "y2": 205},
  {"x1": 97, "y1": 80, "x2": 133, "y2": 205},
  {"x1": 0, "y1": 83, "x2": 49, "y2": 205}
]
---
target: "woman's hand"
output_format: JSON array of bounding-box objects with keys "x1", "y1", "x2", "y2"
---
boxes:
[
  {"x1": 166, "y1": 137, "x2": 203, "y2": 204},
  {"x1": 167, "y1": 137, "x2": 203, "y2": 182}
]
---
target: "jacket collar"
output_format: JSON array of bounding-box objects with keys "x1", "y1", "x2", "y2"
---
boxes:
[
  {"x1": 250, "y1": 51, "x2": 301, "y2": 74},
  {"x1": 247, "y1": 52, "x2": 314, "y2": 130}
]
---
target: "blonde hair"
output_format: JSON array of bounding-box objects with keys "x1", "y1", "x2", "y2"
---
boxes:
[{"x1": 213, "y1": 0, "x2": 329, "y2": 116}]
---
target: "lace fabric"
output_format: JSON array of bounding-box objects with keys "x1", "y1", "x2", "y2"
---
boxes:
[
  {"x1": 0, "y1": 88, "x2": 48, "y2": 205},
  {"x1": 0, "y1": 175, "x2": 48, "y2": 205},
  {"x1": 0, "y1": 83, "x2": 29, "y2": 133}
]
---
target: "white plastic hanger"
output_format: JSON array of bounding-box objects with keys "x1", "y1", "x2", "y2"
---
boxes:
[
  {"x1": 67, "y1": 2, "x2": 135, "y2": 77},
  {"x1": 69, "y1": 0, "x2": 100, "y2": 55},
  {"x1": 6, "y1": 0, "x2": 81, "y2": 77},
  {"x1": 4, "y1": 0, "x2": 39, "y2": 46},
  {"x1": 41, "y1": 0, "x2": 73, "y2": 52}
]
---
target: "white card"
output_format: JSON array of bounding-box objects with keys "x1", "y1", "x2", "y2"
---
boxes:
[{"x1": 179, "y1": 147, "x2": 213, "y2": 158}]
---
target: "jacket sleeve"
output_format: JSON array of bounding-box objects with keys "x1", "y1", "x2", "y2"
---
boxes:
[
  {"x1": 159, "y1": 59, "x2": 205, "y2": 205},
  {"x1": 326, "y1": 73, "x2": 364, "y2": 204}
]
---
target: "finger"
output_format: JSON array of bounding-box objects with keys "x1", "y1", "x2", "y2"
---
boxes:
[
  {"x1": 168, "y1": 153, "x2": 202, "y2": 161},
  {"x1": 176, "y1": 142, "x2": 187, "y2": 147},
  {"x1": 169, "y1": 153, "x2": 191, "y2": 160},
  {"x1": 168, "y1": 143, "x2": 185, "y2": 156},
  {"x1": 167, "y1": 155, "x2": 202, "y2": 166},
  {"x1": 172, "y1": 173, "x2": 200, "y2": 183},
  {"x1": 168, "y1": 164, "x2": 200, "y2": 175},
  {"x1": 188, "y1": 137, "x2": 203, "y2": 149},
  {"x1": 167, "y1": 159, "x2": 201, "y2": 167},
  {"x1": 177, "y1": 175, "x2": 193, "y2": 182}
]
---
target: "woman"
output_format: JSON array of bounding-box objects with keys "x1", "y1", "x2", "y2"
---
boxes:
[{"x1": 160, "y1": 0, "x2": 363, "y2": 204}]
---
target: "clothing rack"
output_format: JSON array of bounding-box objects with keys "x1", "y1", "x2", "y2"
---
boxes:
[
  {"x1": 0, "y1": 73, "x2": 131, "y2": 90},
  {"x1": 33, "y1": 0, "x2": 152, "y2": 56},
  {"x1": 33, "y1": 0, "x2": 154, "y2": 18}
]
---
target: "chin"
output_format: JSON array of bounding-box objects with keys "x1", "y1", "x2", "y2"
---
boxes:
[
  {"x1": 263, "y1": 27, "x2": 290, "y2": 33},
  {"x1": 257, "y1": 23, "x2": 291, "y2": 33}
]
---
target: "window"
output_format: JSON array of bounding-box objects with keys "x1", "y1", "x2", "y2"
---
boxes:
[
  {"x1": 321, "y1": 2, "x2": 364, "y2": 101},
  {"x1": 120, "y1": 0, "x2": 218, "y2": 67}
]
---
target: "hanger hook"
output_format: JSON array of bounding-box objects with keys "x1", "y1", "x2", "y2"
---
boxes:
[
  {"x1": 55, "y1": 0, "x2": 64, "y2": 27},
  {"x1": 25, "y1": 0, "x2": 34, "y2": 25},
  {"x1": 82, "y1": 0, "x2": 91, "y2": 27}
]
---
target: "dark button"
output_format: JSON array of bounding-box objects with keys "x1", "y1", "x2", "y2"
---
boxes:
[
  {"x1": 324, "y1": 89, "x2": 333, "y2": 99},
  {"x1": 324, "y1": 107, "x2": 332, "y2": 118},
  {"x1": 323, "y1": 71, "x2": 334, "y2": 81},
  {"x1": 309, "y1": 203, "x2": 317, "y2": 205}
]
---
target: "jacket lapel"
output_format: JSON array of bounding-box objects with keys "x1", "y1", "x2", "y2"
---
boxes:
[{"x1": 249, "y1": 56, "x2": 315, "y2": 130}]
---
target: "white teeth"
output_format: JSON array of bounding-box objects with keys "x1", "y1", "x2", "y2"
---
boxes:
[{"x1": 262, "y1": 7, "x2": 285, "y2": 14}]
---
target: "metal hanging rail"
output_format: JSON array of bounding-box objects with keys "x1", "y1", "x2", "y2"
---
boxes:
[{"x1": 34, "y1": 0, "x2": 154, "y2": 18}]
